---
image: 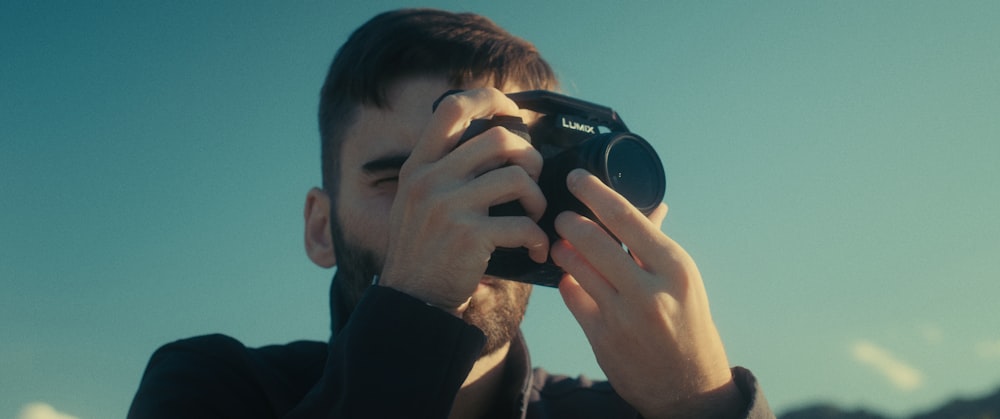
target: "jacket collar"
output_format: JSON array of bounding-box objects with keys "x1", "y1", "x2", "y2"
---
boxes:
[
  {"x1": 329, "y1": 272, "x2": 536, "y2": 418},
  {"x1": 505, "y1": 330, "x2": 534, "y2": 419},
  {"x1": 328, "y1": 271, "x2": 355, "y2": 336}
]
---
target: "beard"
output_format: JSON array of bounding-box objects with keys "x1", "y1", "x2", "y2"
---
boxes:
[
  {"x1": 331, "y1": 221, "x2": 532, "y2": 358},
  {"x1": 463, "y1": 278, "x2": 532, "y2": 356}
]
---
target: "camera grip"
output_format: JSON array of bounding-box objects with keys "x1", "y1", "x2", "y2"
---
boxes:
[
  {"x1": 458, "y1": 116, "x2": 530, "y2": 146},
  {"x1": 431, "y1": 89, "x2": 530, "y2": 145}
]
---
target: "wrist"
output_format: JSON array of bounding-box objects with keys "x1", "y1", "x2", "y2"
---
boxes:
[
  {"x1": 374, "y1": 274, "x2": 470, "y2": 318},
  {"x1": 642, "y1": 376, "x2": 746, "y2": 419},
  {"x1": 425, "y1": 301, "x2": 465, "y2": 318}
]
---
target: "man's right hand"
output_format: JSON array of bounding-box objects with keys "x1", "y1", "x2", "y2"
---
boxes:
[{"x1": 377, "y1": 86, "x2": 548, "y2": 314}]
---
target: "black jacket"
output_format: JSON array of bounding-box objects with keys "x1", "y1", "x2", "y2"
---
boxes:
[{"x1": 129, "y1": 284, "x2": 773, "y2": 418}]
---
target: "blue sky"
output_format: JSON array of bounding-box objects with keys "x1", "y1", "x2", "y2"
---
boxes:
[{"x1": 3, "y1": 1, "x2": 999, "y2": 418}]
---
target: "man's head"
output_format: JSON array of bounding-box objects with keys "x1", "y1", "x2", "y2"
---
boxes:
[
  {"x1": 318, "y1": 9, "x2": 558, "y2": 197},
  {"x1": 305, "y1": 9, "x2": 559, "y2": 354}
]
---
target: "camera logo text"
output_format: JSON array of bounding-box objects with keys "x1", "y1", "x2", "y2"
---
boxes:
[{"x1": 561, "y1": 117, "x2": 596, "y2": 134}]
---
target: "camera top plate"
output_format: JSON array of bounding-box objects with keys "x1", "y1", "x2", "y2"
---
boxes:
[{"x1": 506, "y1": 90, "x2": 630, "y2": 133}]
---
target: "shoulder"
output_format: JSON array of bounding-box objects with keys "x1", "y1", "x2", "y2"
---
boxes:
[
  {"x1": 140, "y1": 334, "x2": 251, "y2": 381},
  {"x1": 149, "y1": 333, "x2": 251, "y2": 359},
  {"x1": 147, "y1": 333, "x2": 327, "y2": 386},
  {"x1": 147, "y1": 334, "x2": 322, "y2": 369},
  {"x1": 130, "y1": 334, "x2": 327, "y2": 416}
]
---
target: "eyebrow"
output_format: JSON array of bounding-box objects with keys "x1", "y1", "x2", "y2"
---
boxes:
[{"x1": 361, "y1": 152, "x2": 411, "y2": 174}]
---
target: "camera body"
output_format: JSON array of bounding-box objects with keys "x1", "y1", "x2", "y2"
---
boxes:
[{"x1": 440, "y1": 90, "x2": 666, "y2": 287}]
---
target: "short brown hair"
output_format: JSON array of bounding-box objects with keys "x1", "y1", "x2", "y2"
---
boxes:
[{"x1": 317, "y1": 8, "x2": 559, "y2": 194}]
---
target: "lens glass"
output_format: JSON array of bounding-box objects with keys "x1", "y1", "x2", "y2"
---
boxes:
[{"x1": 605, "y1": 137, "x2": 663, "y2": 210}]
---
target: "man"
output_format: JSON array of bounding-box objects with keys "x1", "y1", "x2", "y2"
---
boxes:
[{"x1": 129, "y1": 9, "x2": 773, "y2": 418}]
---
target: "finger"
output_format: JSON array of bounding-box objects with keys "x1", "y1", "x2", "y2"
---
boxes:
[
  {"x1": 461, "y1": 165, "x2": 547, "y2": 222},
  {"x1": 649, "y1": 203, "x2": 668, "y2": 229},
  {"x1": 481, "y1": 216, "x2": 550, "y2": 263},
  {"x1": 444, "y1": 126, "x2": 543, "y2": 181},
  {"x1": 550, "y1": 238, "x2": 619, "y2": 306},
  {"x1": 553, "y1": 210, "x2": 643, "y2": 293},
  {"x1": 408, "y1": 88, "x2": 520, "y2": 166},
  {"x1": 632, "y1": 203, "x2": 668, "y2": 270},
  {"x1": 566, "y1": 169, "x2": 675, "y2": 271},
  {"x1": 558, "y1": 274, "x2": 602, "y2": 332}
]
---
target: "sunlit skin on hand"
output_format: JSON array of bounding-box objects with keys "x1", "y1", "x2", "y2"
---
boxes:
[
  {"x1": 552, "y1": 168, "x2": 744, "y2": 418},
  {"x1": 379, "y1": 87, "x2": 549, "y2": 313}
]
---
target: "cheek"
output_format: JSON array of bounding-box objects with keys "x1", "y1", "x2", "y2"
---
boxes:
[{"x1": 336, "y1": 187, "x2": 394, "y2": 258}]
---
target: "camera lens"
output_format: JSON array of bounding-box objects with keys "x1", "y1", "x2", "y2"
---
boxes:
[{"x1": 603, "y1": 134, "x2": 665, "y2": 213}]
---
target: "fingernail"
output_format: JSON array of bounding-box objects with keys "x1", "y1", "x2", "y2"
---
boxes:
[{"x1": 567, "y1": 168, "x2": 586, "y2": 190}]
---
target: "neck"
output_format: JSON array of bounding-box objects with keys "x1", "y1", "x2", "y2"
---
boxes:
[{"x1": 449, "y1": 342, "x2": 510, "y2": 419}]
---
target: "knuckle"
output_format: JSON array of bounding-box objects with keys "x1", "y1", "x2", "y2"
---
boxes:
[
  {"x1": 501, "y1": 166, "x2": 546, "y2": 206},
  {"x1": 435, "y1": 93, "x2": 468, "y2": 117},
  {"x1": 499, "y1": 164, "x2": 531, "y2": 186},
  {"x1": 483, "y1": 126, "x2": 526, "y2": 149},
  {"x1": 643, "y1": 292, "x2": 679, "y2": 324},
  {"x1": 512, "y1": 218, "x2": 546, "y2": 245},
  {"x1": 478, "y1": 86, "x2": 506, "y2": 102},
  {"x1": 516, "y1": 169, "x2": 537, "y2": 191},
  {"x1": 495, "y1": 131, "x2": 542, "y2": 174}
]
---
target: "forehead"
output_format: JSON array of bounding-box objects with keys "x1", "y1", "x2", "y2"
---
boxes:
[{"x1": 341, "y1": 77, "x2": 454, "y2": 163}]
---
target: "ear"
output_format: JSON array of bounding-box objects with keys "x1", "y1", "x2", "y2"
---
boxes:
[{"x1": 304, "y1": 187, "x2": 336, "y2": 268}]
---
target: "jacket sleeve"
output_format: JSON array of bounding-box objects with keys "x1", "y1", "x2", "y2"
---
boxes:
[
  {"x1": 732, "y1": 366, "x2": 775, "y2": 419},
  {"x1": 284, "y1": 285, "x2": 486, "y2": 419}
]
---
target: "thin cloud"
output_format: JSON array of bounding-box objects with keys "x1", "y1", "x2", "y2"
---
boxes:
[
  {"x1": 18, "y1": 403, "x2": 80, "y2": 419},
  {"x1": 920, "y1": 324, "x2": 944, "y2": 344},
  {"x1": 851, "y1": 340, "x2": 924, "y2": 391},
  {"x1": 975, "y1": 339, "x2": 1000, "y2": 359}
]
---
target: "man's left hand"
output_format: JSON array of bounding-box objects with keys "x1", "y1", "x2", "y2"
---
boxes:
[{"x1": 550, "y1": 169, "x2": 744, "y2": 419}]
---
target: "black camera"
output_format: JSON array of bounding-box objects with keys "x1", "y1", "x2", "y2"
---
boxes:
[{"x1": 436, "y1": 90, "x2": 665, "y2": 287}]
